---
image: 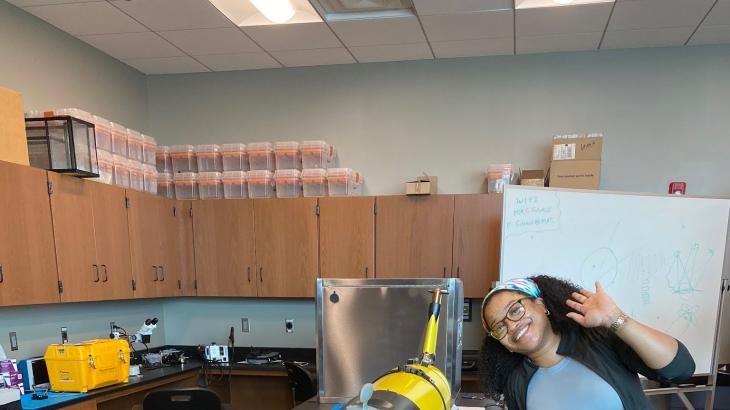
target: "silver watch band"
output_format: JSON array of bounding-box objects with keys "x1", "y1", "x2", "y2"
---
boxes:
[{"x1": 610, "y1": 313, "x2": 629, "y2": 332}]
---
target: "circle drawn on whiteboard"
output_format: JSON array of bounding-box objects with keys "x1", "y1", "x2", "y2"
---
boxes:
[{"x1": 580, "y1": 248, "x2": 618, "y2": 288}]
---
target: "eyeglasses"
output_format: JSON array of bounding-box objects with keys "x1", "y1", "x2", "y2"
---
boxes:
[{"x1": 486, "y1": 297, "x2": 531, "y2": 340}]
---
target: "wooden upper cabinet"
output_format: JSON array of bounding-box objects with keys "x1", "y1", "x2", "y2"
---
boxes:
[
  {"x1": 127, "y1": 191, "x2": 179, "y2": 298},
  {"x1": 453, "y1": 194, "x2": 503, "y2": 299},
  {"x1": 89, "y1": 181, "x2": 133, "y2": 300},
  {"x1": 253, "y1": 198, "x2": 319, "y2": 298},
  {"x1": 48, "y1": 174, "x2": 99, "y2": 302},
  {"x1": 0, "y1": 162, "x2": 59, "y2": 306},
  {"x1": 50, "y1": 175, "x2": 133, "y2": 302},
  {"x1": 177, "y1": 201, "x2": 197, "y2": 297},
  {"x1": 193, "y1": 199, "x2": 256, "y2": 297},
  {"x1": 375, "y1": 195, "x2": 455, "y2": 279},
  {"x1": 319, "y1": 196, "x2": 375, "y2": 279}
]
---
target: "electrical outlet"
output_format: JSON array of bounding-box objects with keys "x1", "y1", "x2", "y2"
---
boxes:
[
  {"x1": 9, "y1": 332, "x2": 18, "y2": 351},
  {"x1": 285, "y1": 319, "x2": 294, "y2": 333},
  {"x1": 61, "y1": 326, "x2": 68, "y2": 344},
  {"x1": 241, "y1": 318, "x2": 250, "y2": 333}
]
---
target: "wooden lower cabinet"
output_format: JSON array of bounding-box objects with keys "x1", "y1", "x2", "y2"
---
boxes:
[
  {"x1": 95, "y1": 372, "x2": 198, "y2": 410},
  {"x1": 228, "y1": 373, "x2": 293, "y2": 410}
]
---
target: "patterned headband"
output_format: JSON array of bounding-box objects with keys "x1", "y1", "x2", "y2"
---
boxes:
[{"x1": 480, "y1": 278, "x2": 541, "y2": 331}]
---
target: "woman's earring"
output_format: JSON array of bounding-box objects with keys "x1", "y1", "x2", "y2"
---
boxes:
[{"x1": 545, "y1": 309, "x2": 550, "y2": 316}]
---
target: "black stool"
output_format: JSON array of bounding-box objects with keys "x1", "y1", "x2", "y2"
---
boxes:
[{"x1": 284, "y1": 362, "x2": 317, "y2": 407}]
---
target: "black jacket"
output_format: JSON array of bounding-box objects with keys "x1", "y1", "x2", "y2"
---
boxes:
[{"x1": 504, "y1": 326, "x2": 696, "y2": 410}]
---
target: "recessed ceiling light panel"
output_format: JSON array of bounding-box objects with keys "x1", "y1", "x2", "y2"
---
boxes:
[
  {"x1": 209, "y1": 0, "x2": 322, "y2": 26},
  {"x1": 515, "y1": 0, "x2": 613, "y2": 9},
  {"x1": 310, "y1": 0, "x2": 415, "y2": 21}
]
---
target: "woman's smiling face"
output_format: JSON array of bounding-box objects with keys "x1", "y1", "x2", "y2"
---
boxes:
[{"x1": 483, "y1": 291, "x2": 553, "y2": 354}]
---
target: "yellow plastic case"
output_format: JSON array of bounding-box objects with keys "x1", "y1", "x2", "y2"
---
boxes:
[{"x1": 44, "y1": 339, "x2": 130, "y2": 393}]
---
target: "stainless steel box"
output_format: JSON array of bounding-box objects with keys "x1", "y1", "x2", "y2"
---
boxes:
[{"x1": 316, "y1": 278, "x2": 464, "y2": 403}]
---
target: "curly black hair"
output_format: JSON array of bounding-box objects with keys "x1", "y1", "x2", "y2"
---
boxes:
[{"x1": 478, "y1": 275, "x2": 582, "y2": 399}]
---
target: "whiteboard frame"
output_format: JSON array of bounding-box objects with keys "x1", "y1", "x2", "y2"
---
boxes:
[{"x1": 498, "y1": 186, "x2": 730, "y2": 409}]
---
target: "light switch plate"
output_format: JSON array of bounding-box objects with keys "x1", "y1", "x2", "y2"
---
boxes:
[
  {"x1": 241, "y1": 318, "x2": 250, "y2": 333},
  {"x1": 9, "y1": 332, "x2": 18, "y2": 351}
]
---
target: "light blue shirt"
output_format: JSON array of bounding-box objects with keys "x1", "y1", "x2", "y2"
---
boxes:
[{"x1": 526, "y1": 356, "x2": 624, "y2": 410}]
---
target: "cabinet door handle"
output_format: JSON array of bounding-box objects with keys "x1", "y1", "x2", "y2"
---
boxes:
[
  {"x1": 247, "y1": 267, "x2": 251, "y2": 283},
  {"x1": 365, "y1": 266, "x2": 369, "y2": 278},
  {"x1": 93, "y1": 264, "x2": 100, "y2": 282},
  {"x1": 153, "y1": 265, "x2": 159, "y2": 281},
  {"x1": 456, "y1": 266, "x2": 460, "y2": 278},
  {"x1": 259, "y1": 267, "x2": 263, "y2": 283},
  {"x1": 159, "y1": 266, "x2": 165, "y2": 282},
  {"x1": 0, "y1": 265, "x2": 4, "y2": 283},
  {"x1": 101, "y1": 265, "x2": 109, "y2": 282},
  {"x1": 443, "y1": 267, "x2": 447, "y2": 278}
]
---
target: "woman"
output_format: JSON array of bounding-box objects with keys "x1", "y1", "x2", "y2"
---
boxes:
[{"x1": 479, "y1": 275, "x2": 695, "y2": 410}]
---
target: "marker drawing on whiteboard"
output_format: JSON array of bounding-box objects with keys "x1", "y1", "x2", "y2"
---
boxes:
[
  {"x1": 669, "y1": 304, "x2": 699, "y2": 336},
  {"x1": 579, "y1": 248, "x2": 618, "y2": 288},
  {"x1": 666, "y1": 243, "x2": 711, "y2": 299},
  {"x1": 504, "y1": 193, "x2": 561, "y2": 237}
]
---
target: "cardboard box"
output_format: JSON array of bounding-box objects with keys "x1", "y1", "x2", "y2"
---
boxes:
[
  {"x1": 549, "y1": 160, "x2": 601, "y2": 189},
  {"x1": 0, "y1": 87, "x2": 29, "y2": 166},
  {"x1": 552, "y1": 135, "x2": 603, "y2": 161},
  {"x1": 405, "y1": 175, "x2": 438, "y2": 195},
  {"x1": 520, "y1": 170, "x2": 545, "y2": 187}
]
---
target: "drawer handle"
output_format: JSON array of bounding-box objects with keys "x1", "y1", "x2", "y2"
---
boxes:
[
  {"x1": 247, "y1": 267, "x2": 251, "y2": 283},
  {"x1": 0, "y1": 265, "x2": 4, "y2": 283},
  {"x1": 153, "y1": 265, "x2": 159, "y2": 281},
  {"x1": 159, "y1": 266, "x2": 165, "y2": 282},
  {"x1": 101, "y1": 265, "x2": 109, "y2": 282},
  {"x1": 365, "y1": 266, "x2": 369, "y2": 278},
  {"x1": 443, "y1": 267, "x2": 447, "y2": 278},
  {"x1": 93, "y1": 265, "x2": 100, "y2": 283},
  {"x1": 457, "y1": 266, "x2": 460, "y2": 278},
  {"x1": 259, "y1": 267, "x2": 263, "y2": 283}
]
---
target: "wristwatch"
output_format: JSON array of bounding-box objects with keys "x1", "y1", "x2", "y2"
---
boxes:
[{"x1": 610, "y1": 312, "x2": 629, "y2": 333}]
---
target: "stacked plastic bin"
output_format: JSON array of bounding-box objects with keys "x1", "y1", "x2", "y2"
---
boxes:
[{"x1": 222, "y1": 144, "x2": 248, "y2": 199}]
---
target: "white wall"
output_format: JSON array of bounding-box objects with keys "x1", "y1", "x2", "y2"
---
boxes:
[
  {"x1": 147, "y1": 45, "x2": 730, "y2": 197},
  {"x1": 0, "y1": 1, "x2": 148, "y2": 131}
]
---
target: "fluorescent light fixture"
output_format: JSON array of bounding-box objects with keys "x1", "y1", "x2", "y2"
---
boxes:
[
  {"x1": 250, "y1": 0, "x2": 295, "y2": 23},
  {"x1": 309, "y1": 0, "x2": 415, "y2": 21},
  {"x1": 208, "y1": 0, "x2": 321, "y2": 26},
  {"x1": 515, "y1": 0, "x2": 613, "y2": 9}
]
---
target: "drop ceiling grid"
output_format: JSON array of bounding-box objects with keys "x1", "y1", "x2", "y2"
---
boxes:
[{"x1": 9, "y1": 0, "x2": 730, "y2": 74}]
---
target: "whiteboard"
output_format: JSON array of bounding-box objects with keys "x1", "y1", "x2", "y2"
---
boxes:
[{"x1": 500, "y1": 186, "x2": 730, "y2": 375}]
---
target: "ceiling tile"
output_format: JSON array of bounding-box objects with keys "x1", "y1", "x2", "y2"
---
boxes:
[
  {"x1": 608, "y1": 0, "x2": 715, "y2": 31},
  {"x1": 703, "y1": 0, "x2": 730, "y2": 26},
  {"x1": 688, "y1": 24, "x2": 730, "y2": 45},
  {"x1": 195, "y1": 52, "x2": 281, "y2": 71},
  {"x1": 601, "y1": 26, "x2": 694, "y2": 49},
  {"x1": 243, "y1": 23, "x2": 342, "y2": 51},
  {"x1": 159, "y1": 28, "x2": 261, "y2": 55},
  {"x1": 412, "y1": 0, "x2": 512, "y2": 16},
  {"x1": 270, "y1": 48, "x2": 355, "y2": 67},
  {"x1": 420, "y1": 10, "x2": 513, "y2": 42},
  {"x1": 109, "y1": 0, "x2": 233, "y2": 31},
  {"x1": 23, "y1": 2, "x2": 148, "y2": 35},
  {"x1": 123, "y1": 56, "x2": 209, "y2": 74},
  {"x1": 517, "y1": 32, "x2": 602, "y2": 54},
  {"x1": 329, "y1": 17, "x2": 426, "y2": 47},
  {"x1": 349, "y1": 43, "x2": 433, "y2": 63},
  {"x1": 431, "y1": 37, "x2": 513, "y2": 58},
  {"x1": 8, "y1": 0, "x2": 102, "y2": 6},
  {"x1": 79, "y1": 32, "x2": 184, "y2": 59},
  {"x1": 516, "y1": 3, "x2": 613, "y2": 37}
]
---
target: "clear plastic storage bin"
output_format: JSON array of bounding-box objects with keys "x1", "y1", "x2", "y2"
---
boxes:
[
  {"x1": 302, "y1": 168, "x2": 327, "y2": 197},
  {"x1": 486, "y1": 164, "x2": 513, "y2": 193},
  {"x1": 301, "y1": 140, "x2": 334, "y2": 169},
  {"x1": 129, "y1": 160, "x2": 144, "y2": 191},
  {"x1": 156, "y1": 146, "x2": 172, "y2": 173},
  {"x1": 222, "y1": 171, "x2": 247, "y2": 199},
  {"x1": 198, "y1": 172, "x2": 223, "y2": 200},
  {"x1": 94, "y1": 116, "x2": 112, "y2": 152},
  {"x1": 113, "y1": 155, "x2": 130, "y2": 188},
  {"x1": 174, "y1": 172, "x2": 198, "y2": 200},
  {"x1": 143, "y1": 164, "x2": 157, "y2": 194},
  {"x1": 247, "y1": 142, "x2": 275, "y2": 171},
  {"x1": 196, "y1": 144, "x2": 223, "y2": 172},
  {"x1": 327, "y1": 168, "x2": 361, "y2": 196},
  {"x1": 127, "y1": 129, "x2": 143, "y2": 162},
  {"x1": 221, "y1": 143, "x2": 248, "y2": 172},
  {"x1": 171, "y1": 145, "x2": 197, "y2": 173},
  {"x1": 274, "y1": 141, "x2": 301, "y2": 170},
  {"x1": 157, "y1": 173, "x2": 174, "y2": 198},
  {"x1": 95, "y1": 149, "x2": 114, "y2": 185},
  {"x1": 110, "y1": 122, "x2": 128, "y2": 156},
  {"x1": 274, "y1": 169, "x2": 302, "y2": 198},
  {"x1": 142, "y1": 135, "x2": 157, "y2": 165},
  {"x1": 247, "y1": 170, "x2": 275, "y2": 198}
]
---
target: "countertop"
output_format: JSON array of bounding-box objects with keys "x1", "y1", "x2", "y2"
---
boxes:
[{"x1": 293, "y1": 394, "x2": 500, "y2": 409}]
